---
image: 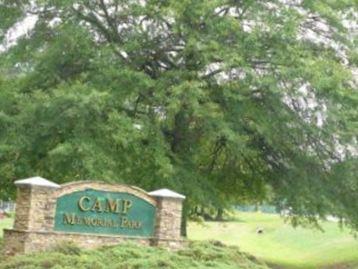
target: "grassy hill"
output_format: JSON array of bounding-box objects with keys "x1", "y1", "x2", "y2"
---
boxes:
[{"x1": 189, "y1": 212, "x2": 358, "y2": 269}]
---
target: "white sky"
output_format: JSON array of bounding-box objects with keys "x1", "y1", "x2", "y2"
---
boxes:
[{"x1": 0, "y1": 14, "x2": 38, "y2": 53}]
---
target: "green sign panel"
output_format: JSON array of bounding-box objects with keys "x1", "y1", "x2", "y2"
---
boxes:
[{"x1": 54, "y1": 189, "x2": 156, "y2": 237}]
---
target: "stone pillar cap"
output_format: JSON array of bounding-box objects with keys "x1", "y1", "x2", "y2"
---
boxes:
[
  {"x1": 149, "y1": 188, "x2": 186, "y2": 199},
  {"x1": 15, "y1": 176, "x2": 60, "y2": 189}
]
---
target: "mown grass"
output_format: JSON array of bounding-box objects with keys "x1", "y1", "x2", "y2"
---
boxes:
[
  {"x1": 0, "y1": 240, "x2": 270, "y2": 269},
  {"x1": 189, "y1": 212, "x2": 358, "y2": 269}
]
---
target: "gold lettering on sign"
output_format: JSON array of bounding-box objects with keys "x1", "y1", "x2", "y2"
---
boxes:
[
  {"x1": 78, "y1": 196, "x2": 91, "y2": 211},
  {"x1": 77, "y1": 196, "x2": 134, "y2": 214},
  {"x1": 122, "y1": 200, "x2": 132, "y2": 214},
  {"x1": 84, "y1": 217, "x2": 91, "y2": 226},
  {"x1": 105, "y1": 199, "x2": 121, "y2": 213},
  {"x1": 62, "y1": 213, "x2": 142, "y2": 229},
  {"x1": 63, "y1": 213, "x2": 76, "y2": 225},
  {"x1": 120, "y1": 217, "x2": 142, "y2": 229},
  {"x1": 91, "y1": 198, "x2": 103, "y2": 212}
]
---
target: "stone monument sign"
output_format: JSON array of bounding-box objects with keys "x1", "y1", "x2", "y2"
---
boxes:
[{"x1": 3, "y1": 177, "x2": 185, "y2": 255}]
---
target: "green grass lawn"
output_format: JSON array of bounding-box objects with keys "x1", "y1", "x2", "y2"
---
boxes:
[{"x1": 189, "y1": 212, "x2": 358, "y2": 269}]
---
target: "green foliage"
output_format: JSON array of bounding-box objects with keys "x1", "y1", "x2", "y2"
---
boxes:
[
  {"x1": 0, "y1": 1, "x2": 357, "y2": 231},
  {"x1": 52, "y1": 241, "x2": 82, "y2": 256},
  {"x1": 0, "y1": 241, "x2": 270, "y2": 269}
]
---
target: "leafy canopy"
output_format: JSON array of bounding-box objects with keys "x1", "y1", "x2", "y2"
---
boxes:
[{"x1": 0, "y1": 0, "x2": 357, "y2": 230}]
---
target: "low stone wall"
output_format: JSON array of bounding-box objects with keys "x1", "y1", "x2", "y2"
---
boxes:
[
  {"x1": 4, "y1": 229, "x2": 152, "y2": 254},
  {"x1": 3, "y1": 177, "x2": 186, "y2": 256},
  {"x1": 4, "y1": 230, "x2": 186, "y2": 254}
]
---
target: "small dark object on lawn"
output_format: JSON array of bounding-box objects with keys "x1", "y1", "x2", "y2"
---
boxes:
[
  {"x1": 256, "y1": 227, "x2": 264, "y2": 234},
  {"x1": 210, "y1": 240, "x2": 226, "y2": 247}
]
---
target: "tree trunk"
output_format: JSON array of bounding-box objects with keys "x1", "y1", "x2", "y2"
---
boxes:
[
  {"x1": 180, "y1": 203, "x2": 188, "y2": 237},
  {"x1": 215, "y1": 208, "x2": 224, "y2": 221}
]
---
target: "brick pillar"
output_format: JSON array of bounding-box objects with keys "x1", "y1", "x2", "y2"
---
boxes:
[
  {"x1": 149, "y1": 189, "x2": 185, "y2": 248},
  {"x1": 13, "y1": 177, "x2": 60, "y2": 231}
]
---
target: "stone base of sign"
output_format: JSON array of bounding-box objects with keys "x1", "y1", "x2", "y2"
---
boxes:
[
  {"x1": 3, "y1": 177, "x2": 186, "y2": 256},
  {"x1": 151, "y1": 238, "x2": 187, "y2": 250},
  {"x1": 3, "y1": 230, "x2": 186, "y2": 255}
]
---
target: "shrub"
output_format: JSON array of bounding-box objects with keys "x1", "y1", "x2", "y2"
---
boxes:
[
  {"x1": 52, "y1": 241, "x2": 81, "y2": 256},
  {"x1": 0, "y1": 241, "x2": 270, "y2": 269}
]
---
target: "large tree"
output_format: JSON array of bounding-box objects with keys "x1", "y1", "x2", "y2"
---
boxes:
[{"x1": 0, "y1": 0, "x2": 357, "y2": 233}]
